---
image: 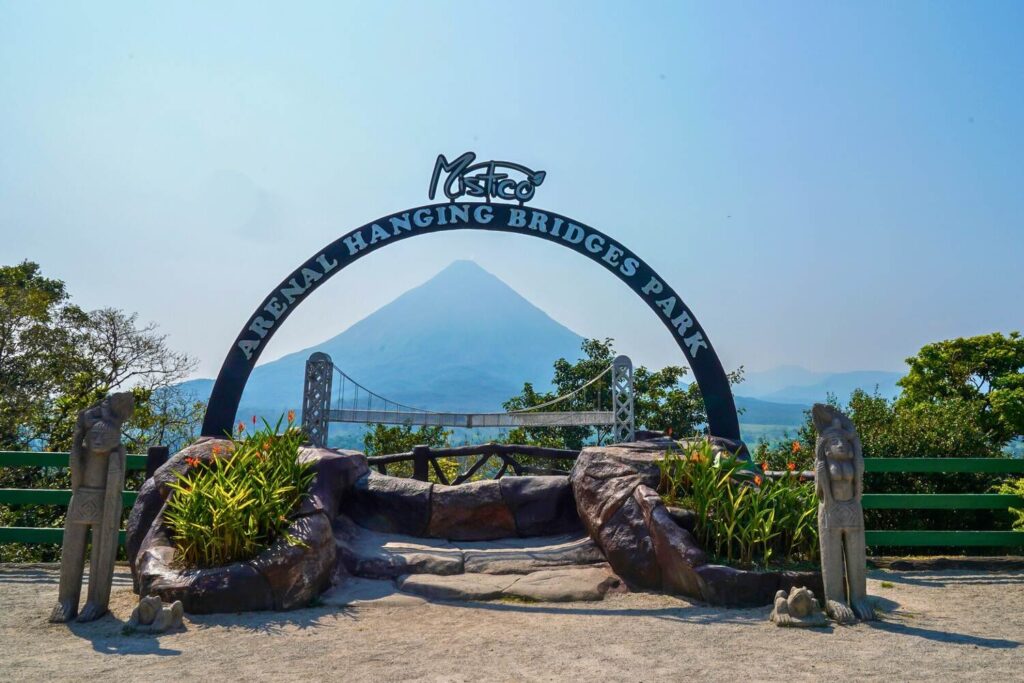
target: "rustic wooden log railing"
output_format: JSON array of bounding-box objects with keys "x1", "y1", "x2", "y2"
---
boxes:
[{"x1": 365, "y1": 443, "x2": 581, "y2": 484}]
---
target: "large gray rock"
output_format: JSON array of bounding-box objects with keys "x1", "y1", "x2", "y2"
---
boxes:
[
  {"x1": 395, "y1": 566, "x2": 621, "y2": 603},
  {"x1": 396, "y1": 572, "x2": 517, "y2": 601},
  {"x1": 334, "y1": 517, "x2": 604, "y2": 577},
  {"x1": 428, "y1": 480, "x2": 516, "y2": 541},
  {"x1": 503, "y1": 566, "x2": 622, "y2": 602},
  {"x1": 341, "y1": 472, "x2": 433, "y2": 536},
  {"x1": 334, "y1": 515, "x2": 464, "y2": 578},
  {"x1": 569, "y1": 442, "x2": 661, "y2": 540},
  {"x1": 596, "y1": 490, "x2": 662, "y2": 589},
  {"x1": 461, "y1": 534, "x2": 605, "y2": 574},
  {"x1": 498, "y1": 475, "x2": 581, "y2": 536}
]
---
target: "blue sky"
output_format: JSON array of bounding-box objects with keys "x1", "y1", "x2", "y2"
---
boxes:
[{"x1": 1, "y1": 1, "x2": 1021, "y2": 379}]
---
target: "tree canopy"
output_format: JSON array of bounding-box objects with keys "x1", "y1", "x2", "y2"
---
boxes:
[
  {"x1": 0, "y1": 260, "x2": 203, "y2": 452},
  {"x1": 502, "y1": 338, "x2": 743, "y2": 449}
]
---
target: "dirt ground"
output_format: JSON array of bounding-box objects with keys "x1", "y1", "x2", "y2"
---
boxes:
[{"x1": 1, "y1": 565, "x2": 1022, "y2": 682}]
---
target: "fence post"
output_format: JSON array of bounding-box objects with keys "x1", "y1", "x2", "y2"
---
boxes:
[
  {"x1": 145, "y1": 446, "x2": 169, "y2": 479},
  {"x1": 412, "y1": 445, "x2": 430, "y2": 482}
]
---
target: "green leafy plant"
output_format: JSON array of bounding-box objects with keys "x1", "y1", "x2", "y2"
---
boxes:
[
  {"x1": 164, "y1": 416, "x2": 315, "y2": 568},
  {"x1": 658, "y1": 440, "x2": 818, "y2": 568},
  {"x1": 995, "y1": 477, "x2": 1024, "y2": 530}
]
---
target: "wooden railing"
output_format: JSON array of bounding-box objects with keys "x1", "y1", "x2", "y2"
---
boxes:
[
  {"x1": 0, "y1": 448, "x2": 168, "y2": 546},
  {"x1": 366, "y1": 443, "x2": 580, "y2": 484},
  {"x1": 860, "y1": 457, "x2": 1024, "y2": 548}
]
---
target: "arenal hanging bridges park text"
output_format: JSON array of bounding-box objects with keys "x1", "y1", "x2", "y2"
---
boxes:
[{"x1": 235, "y1": 153, "x2": 709, "y2": 366}]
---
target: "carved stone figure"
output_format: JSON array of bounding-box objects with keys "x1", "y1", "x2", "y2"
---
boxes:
[
  {"x1": 769, "y1": 586, "x2": 828, "y2": 627},
  {"x1": 127, "y1": 595, "x2": 184, "y2": 633},
  {"x1": 49, "y1": 392, "x2": 135, "y2": 623},
  {"x1": 813, "y1": 403, "x2": 875, "y2": 623}
]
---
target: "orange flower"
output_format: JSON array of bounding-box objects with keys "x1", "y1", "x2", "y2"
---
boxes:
[
  {"x1": 288, "y1": 409, "x2": 296, "y2": 423},
  {"x1": 185, "y1": 456, "x2": 200, "y2": 467},
  {"x1": 761, "y1": 461, "x2": 769, "y2": 472},
  {"x1": 754, "y1": 475, "x2": 763, "y2": 486},
  {"x1": 791, "y1": 441, "x2": 802, "y2": 455},
  {"x1": 252, "y1": 415, "x2": 257, "y2": 426},
  {"x1": 237, "y1": 421, "x2": 245, "y2": 435},
  {"x1": 787, "y1": 462, "x2": 797, "y2": 472},
  {"x1": 212, "y1": 445, "x2": 221, "y2": 456}
]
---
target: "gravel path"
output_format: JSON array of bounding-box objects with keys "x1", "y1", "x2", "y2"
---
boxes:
[{"x1": 1, "y1": 564, "x2": 1022, "y2": 682}]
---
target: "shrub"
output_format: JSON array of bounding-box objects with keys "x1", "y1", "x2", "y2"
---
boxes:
[
  {"x1": 658, "y1": 440, "x2": 818, "y2": 568},
  {"x1": 995, "y1": 477, "x2": 1024, "y2": 531},
  {"x1": 164, "y1": 416, "x2": 314, "y2": 568}
]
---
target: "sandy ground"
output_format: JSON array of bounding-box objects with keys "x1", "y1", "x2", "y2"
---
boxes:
[{"x1": 1, "y1": 565, "x2": 1022, "y2": 682}]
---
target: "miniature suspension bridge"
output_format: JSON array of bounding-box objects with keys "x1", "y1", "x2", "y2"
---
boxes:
[{"x1": 300, "y1": 352, "x2": 635, "y2": 448}]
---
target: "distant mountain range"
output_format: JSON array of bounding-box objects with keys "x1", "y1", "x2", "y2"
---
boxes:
[
  {"x1": 740, "y1": 366, "x2": 902, "y2": 405},
  {"x1": 179, "y1": 260, "x2": 905, "y2": 444}
]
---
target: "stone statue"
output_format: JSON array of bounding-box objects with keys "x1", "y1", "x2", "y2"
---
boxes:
[
  {"x1": 813, "y1": 403, "x2": 875, "y2": 623},
  {"x1": 127, "y1": 595, "x2": 184, "y2": 633},
  {"x1": 49, "y1": 392, "x2": 135, "y2": 623},
  {"x1": 769, "y1": 586, "x2": 828, "y2": 627}
]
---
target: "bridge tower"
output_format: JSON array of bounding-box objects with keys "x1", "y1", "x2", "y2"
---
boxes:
[
  {"x1": 611, "y1": 355, "x2": 635, "y2": 443},
  {"x1": 302, "y1": 352, "x2": 333, "y2": 448}
]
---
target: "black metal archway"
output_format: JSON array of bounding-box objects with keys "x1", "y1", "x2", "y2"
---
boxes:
[{"x1": 200, "y1": 202, "x2": 740, "y2": 440}]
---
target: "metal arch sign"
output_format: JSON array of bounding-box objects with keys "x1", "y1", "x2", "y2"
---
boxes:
[{"x1": 200, "y1": 157, "x2": 741, "y2": 440}]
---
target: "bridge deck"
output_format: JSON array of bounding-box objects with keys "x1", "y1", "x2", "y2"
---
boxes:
[{"x1": 328, "y1": 409, "x2": 613, "y2": 428}]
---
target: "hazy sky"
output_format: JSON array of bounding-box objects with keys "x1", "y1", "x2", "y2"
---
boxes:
[{"x1": 2, "y1": 1, "x2": 1021, "y2": 380}]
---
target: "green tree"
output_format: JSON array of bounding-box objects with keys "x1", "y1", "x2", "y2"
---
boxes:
[
  {"x1": 0, "y1": 261, "x2": 202, "y2": 452},
  {"x1": 363, "y1": 423, "x2": 451, "y2": 456},
  {"x1": 897, "y1": 331, "x2": 1024, "y2": 449},
  {"x1": 363, "y1": 423, "x2": 452, "y2": 480},
  {"x1": 0, "y1": 261, "x2": 204, "y2": 560},
  {"x1": 503, "y1": 338, "x2": 743, "y2": 449}
]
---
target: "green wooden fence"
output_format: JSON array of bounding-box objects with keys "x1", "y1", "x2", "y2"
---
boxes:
[
  {"x1": 862, "y1": 457, "x2": 1024, "y2": 548},
  {"x1": 1, "y1": 450, "x2": 1023, "y2": 549},
  {"x1": 0, "y1": 450, "x2": 160, "y2": 546}
]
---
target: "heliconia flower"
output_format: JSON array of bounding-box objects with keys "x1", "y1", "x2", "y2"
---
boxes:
[
  {"x1": 212, "y1": 445, "x2": 221, "y2": 455},
  {"x1": 754, "y1": 475, "x2": 763, "y2": 486},
  {"x1": 761, "y1": 461, "x2": 769, "y2": 472},
  {"x1": 237, "y1": 421, "x2": 245, "y2": 434},
  {"x1": 185, "y1": 456, "x2": 200, "y2": 467},
  {"x1": 787, "y1": 462, "x2": 797, "y2": 472},
  {"x1": 252, "y1": 415, "x2": 257, "y2": 426},
  {"x1": 791, "y1": 441, "x2": 802, "y2": 454},
  {"x1": 288, "y1": 409, "x2": 296, "y2": 423}
]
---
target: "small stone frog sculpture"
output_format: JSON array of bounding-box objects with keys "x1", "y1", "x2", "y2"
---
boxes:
[
  {"x1": 127, "y1": 595, "x2": 184, "y2": 633},
  {"x1": 769, "y1": 586, "x2": 828, "y2": 627},
  {"x1": 49, "y1": 392, "x2": 135, "y2": 623},
  {"x1": 813, "y1": 403, "x2": 875, "y2": 623}
]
